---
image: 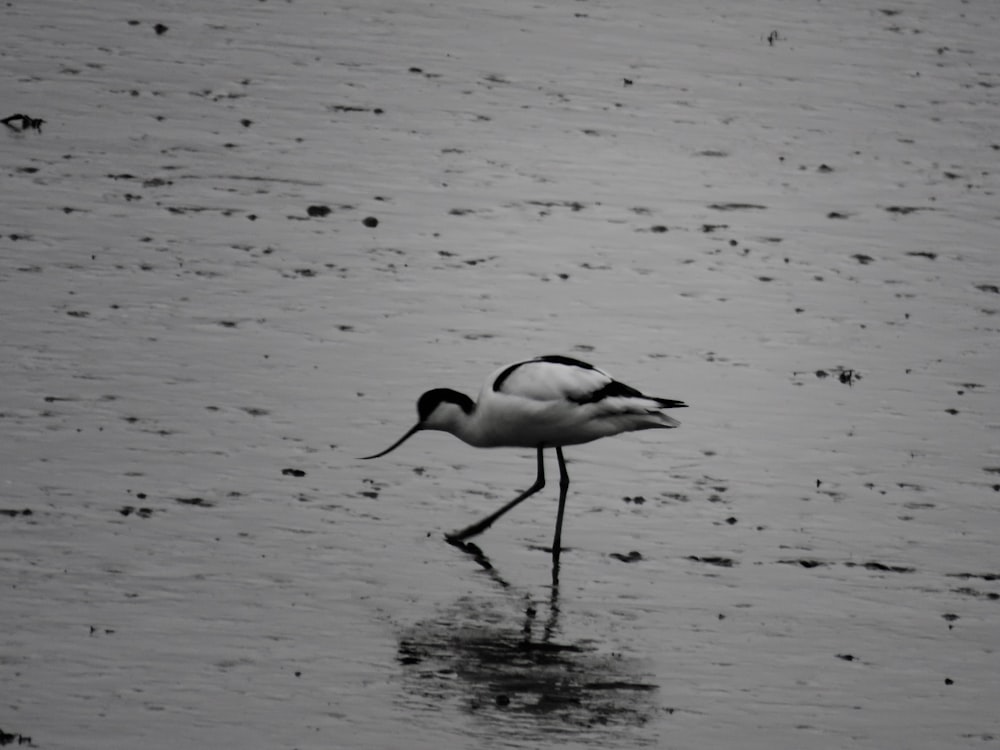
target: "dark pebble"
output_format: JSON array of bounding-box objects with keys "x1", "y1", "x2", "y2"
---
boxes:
[
  {"x1": 610, "y1": 550, "x2": 643, "y2": 563},
  {"x1": 688, "y1": 555, "x2": 734, "y2": 567},
  {"x1": 175, "y1": 497, "x2": 212, "y2": 507},
  {"x1": 0, "y1": 508, "x2": 34, "y2": 517}
]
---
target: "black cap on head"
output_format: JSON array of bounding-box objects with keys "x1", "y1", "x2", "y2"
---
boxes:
[
  {"x1": 361, "y1": 389, "x2": 473, "y2": 460},
  {"x1": 417, "y1": 388, "x2": 474, "y2": 421}
]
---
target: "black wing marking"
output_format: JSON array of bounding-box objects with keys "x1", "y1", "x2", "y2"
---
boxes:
[
  {"x1": 491, "y1": 355, "x2": 597, "y2": 392},
  {"x1": 568, "y1": 379, "x2": 643, "y2": 404},
  {"x1": 491, "y1": 355, "x2": 687, "y2": 409},
  {"x1": 569, "y1": 379, "x2": 687, "y2": 408},
  {"x1": 536, "y1": 354, "x2": 597, "y2": 370}
]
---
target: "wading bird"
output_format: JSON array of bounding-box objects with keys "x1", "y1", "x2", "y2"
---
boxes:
[{"x1": 362, "y1": 355, "x2": 687, "y2": 560}]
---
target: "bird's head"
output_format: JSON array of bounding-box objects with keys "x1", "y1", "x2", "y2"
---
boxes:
[{"x1": 360, "y1": 388, "x2": 474, "y2": 459}]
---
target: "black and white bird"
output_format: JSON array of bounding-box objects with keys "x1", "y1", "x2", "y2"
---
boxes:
[{"x1": 362, "y1": 355, "x2": 687, "y2": 559}]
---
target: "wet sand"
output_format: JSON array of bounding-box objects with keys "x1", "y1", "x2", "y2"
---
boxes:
[{"x1": 2, "y1": 0, "x2": 998, "y2": 747}]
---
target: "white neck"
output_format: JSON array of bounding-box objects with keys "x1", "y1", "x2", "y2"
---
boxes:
[{"x1": 425, "y1": 403, "x2": 491, "y2": 447}]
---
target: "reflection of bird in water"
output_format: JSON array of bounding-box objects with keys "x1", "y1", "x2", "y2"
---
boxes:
[
  {"x1": 362, "y1": 355, "x2": 687, "y2": 560},
  {"x1": 454, "y1": 540, "x2": 563, "y2": 642},
  {"x1": 395, "y1": 564, "x2": 659, "y2": 733}
]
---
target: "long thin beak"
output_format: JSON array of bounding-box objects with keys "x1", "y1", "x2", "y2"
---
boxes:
[{"x1": 359, "y1": 423, "x2": 423, "y2": 459}]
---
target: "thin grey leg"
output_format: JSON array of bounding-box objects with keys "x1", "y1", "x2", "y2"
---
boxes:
[
  {"x1": 446, "y1": 446, "x2": 546, "y2": 542},
  {"x1": 551, "y1": 446, "x2": 570, "y2": 560}
]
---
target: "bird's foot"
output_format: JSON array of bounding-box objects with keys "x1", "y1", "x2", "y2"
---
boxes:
[
  {"x1": 444, "y1": 533, "x2": 476, "y2": 551},
  {"x1": 444, "y1": 535, "x2": 493, "y2": 570},
  {"x1": 444, "y1": 519, "x2": 491, "y2": 543}
]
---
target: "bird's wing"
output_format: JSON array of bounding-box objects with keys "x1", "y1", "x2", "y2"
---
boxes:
[{"x1": 490, "y1": 356, "x2": 619, "y2": 403}]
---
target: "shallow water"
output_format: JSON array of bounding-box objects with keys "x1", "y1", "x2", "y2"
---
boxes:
[{"x1": 2, "y1": 0, "x2": 999, "y2": 747}]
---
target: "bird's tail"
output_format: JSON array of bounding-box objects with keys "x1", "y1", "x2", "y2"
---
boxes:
[
  {"x1": 648, "y1": 397, "x2": 685, "y2": 428},
  {"x1": 653, "y1": 397, "x2": 687, "y2": 410}
]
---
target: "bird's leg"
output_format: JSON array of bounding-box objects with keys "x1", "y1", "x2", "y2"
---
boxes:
[
  {"x1": 446, "y1": 446, "x2": 545, "y2": 543},
  {"x1": 550, "y1": 446, "x2": 570, "y2": 561}
]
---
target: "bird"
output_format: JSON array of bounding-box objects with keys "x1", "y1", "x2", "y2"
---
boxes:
[{"x1": 361, "y1": 355, "x2": 687, "y2": 560}]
